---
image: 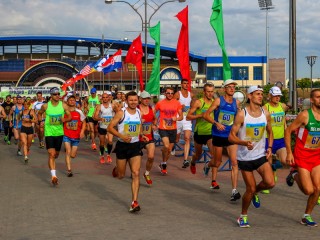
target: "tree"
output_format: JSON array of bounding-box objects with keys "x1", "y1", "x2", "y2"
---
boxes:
[{"x1": 297, "y1": 78, "x2": 311, "y2": 98}]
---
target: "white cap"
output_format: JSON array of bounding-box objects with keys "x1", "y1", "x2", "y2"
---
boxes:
[
  {"x1": 106, "y1": 91, "x2": 112, "y2": 95},
  {"x1": 247, "y1": 86, "x2": 263, "y2": 94},
  {"x1": 140, "y1": 91, "x2": 151, "y2": 98},
  {"x1": 269, "y1": 86, "x2": 282, "y2": 96},
  {"x1": 222, "y1": 79, "x2": 238, "y2": 87},
  {"x1": 159, "y1": 95, "x2": 166, "y2": 101}
]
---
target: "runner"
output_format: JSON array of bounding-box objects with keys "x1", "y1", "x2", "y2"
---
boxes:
[
  {"x1": 32, "y1": 91, "x2": 45, "y2": 148},
  {"x1": 0, "y1": 105, "x2": 7, "y2": 134},
  {"x1": 284, "y1": 88, "x2": 320, "y2": 227},
  {"x1": 38, "y1": 87, "x2": 71, "y2": 186},
  {"x1": 138, "y1": 91, "x2": 157, "y2": 185},
  {"x1": 107, "y1": 91, "x2": 148, "y2": 212},
  {"x1": 1, "y1": 95, "x2": 14, "y2": 145},
  {"x1": 63, "y1": 95, "x2": 86, "y2": 177},
  {"x1": 203, "y1": 79, "x2": 241, "y2": 201},
  {"x1": 186, "y1": 83, "x2": 215, "y2": 174},
  {"x1": 18, "y1": 100, "x2": 37, "y2": 163},
  {"x1": 9, "y1": 95, "x2": 24, "y2": 156},
  {"x1": 87, "y1": 88, "x2": 99, "y2": 150},
  {"x1": 228, "y1": 85, "x2": 274, "y2": 228},
  {"x1": 154, "y1": 87, "x2": 183, "y2": 175},
  {"x1": 173, "y1": 79, "x2": 194, "y2": 168},
  {"x1": 93, "y1": 92, "x2": 118, "y2": 164}
]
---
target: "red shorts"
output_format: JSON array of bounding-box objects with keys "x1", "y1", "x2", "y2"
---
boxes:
[{"x1": 294, "y1": 155, "x2": 320, "y2": 172}]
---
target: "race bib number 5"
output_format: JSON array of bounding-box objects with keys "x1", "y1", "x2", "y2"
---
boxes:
[{"x1": 245, "y1": 123, "x2": 265, "y2": 142}]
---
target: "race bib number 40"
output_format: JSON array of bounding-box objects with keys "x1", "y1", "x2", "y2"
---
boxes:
[
  {"x1": 49, "y1": 114, "x2": 62, "y2": 125},
  {"x1": 124, "y1": 121, "x2": 141, "y2": 137},
  {"x1": 245, "y1": 123, "x2": 265, "y2": 142}
]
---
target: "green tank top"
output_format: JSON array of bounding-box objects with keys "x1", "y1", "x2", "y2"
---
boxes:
[
  {"x1": 45, "y1": 101, "x2": 64, "y2": 136},
  {"x1": 306, "y1": 108, "x2": 320, "y2": 132},
  {"x1": 264, "y1": 102, "x2": 285, "y2": 139},
  {"x1": 195, "y1": 98, "x2": 214, "y2": 135},
  {"x1": 87, "y1": 96, "x2": 100, "y2": 117}
]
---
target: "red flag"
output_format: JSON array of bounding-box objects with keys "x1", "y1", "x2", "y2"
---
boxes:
[
  {"x1": 176, "y1": 6, "x2": 191, "y2": 91},
  {"x1": 125, "y1": 34, "x2": 144, "y2": 91},
  {"x1": 61, "y1": 64, "x2": 92, "y2": 91}
]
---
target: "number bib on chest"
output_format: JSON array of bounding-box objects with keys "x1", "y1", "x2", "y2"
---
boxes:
[
  {"x1": 218, "y1": 110, "x2": 235, "y2": 126},
  {"x1": 101, "y1": 116, "x2": 112, "y2": 127},
  {"x1": 271, "y1": 112, "x2": 285, "y2": 127},
  {"x1": 163, "y1": 118, "x2": 174, "y2": 130},
  {"x1": 142, "y1": 122, "x2": 152, "y2": 135},
  {"x1": 124, "y1": 121, "x2": 141, "y2": 137},
  {"x1": 183, "y1": 106, "x2": 190, "y2": 117},
  {"x1": 245, "y1": 123, "x2": 265, "y2": 142},
  {"x1": 48, "y1": 114, "x2": 62, "y2": 125},
  {"x1": 304, "y1": 132, "x2": 320, "y2": 149},
  {"x1": 67, "y1": 120, "x2": 78, "y2": 130}
]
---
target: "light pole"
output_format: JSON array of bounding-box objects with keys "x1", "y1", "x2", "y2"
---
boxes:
[
  {"x1": 239, "y1": 68, "x2": 247, "y2": 89},
  {"x1": 105, "y1": 0, "x2": 186, "y2": 88},
  {"x1": 258, "y1": 0, "x2": 274, "y2": 86},
  {"x1": 306, "y1": 56, "x2": 317, "y2": 91}
]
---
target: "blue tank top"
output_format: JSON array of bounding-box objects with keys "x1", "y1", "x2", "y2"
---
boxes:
[
  {"x1": 13, "y1": 105, "x2": 24, "y2": 129},
  {"x1": 212, "y1": 96, "x2": 237, "y2": 138}
]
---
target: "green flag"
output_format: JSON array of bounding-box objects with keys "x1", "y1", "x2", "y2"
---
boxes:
[
  {"x1": 210, "y1": 0, "x2": 231, "y2": 81},
  {"x1": 146, "y1": 21, "x2": 161, "y2": 95}
]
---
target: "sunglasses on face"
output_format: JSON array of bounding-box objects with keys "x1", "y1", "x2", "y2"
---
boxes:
[
  {"x1": 166, "y1": 92, "x2": 174, "y2": 95},
  {"x1": 52, "y1": 93, "x2": 60, "y2": 96}
]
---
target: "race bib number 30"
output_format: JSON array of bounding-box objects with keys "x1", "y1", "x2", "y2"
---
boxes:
[
  {"x1": 304, "y1": 132, "x2": 320, "y2": 149},
  {"x1": 245, "y1": 123, "x2": 265, "y2": 142},
  {"x1": 124, "y1": 121, "x2": 141, "y2": 137},
  {"x1": 49, "y1": 114, "x2": 62, "y2": 125},
  {"x1": 218, "y1": 110, "x2": 235, "y2": 126}
]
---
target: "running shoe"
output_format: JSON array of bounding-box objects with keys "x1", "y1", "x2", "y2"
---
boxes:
[
  {"x1": 261, "y1": 190, "x2": 270, "y2": 194},
  {"x1": 106, "y1": 155, "x2": 112, "y2": 164},
  {"x1": 286, "y1": 168, "x2": 297, "y2": 187},
  {"x1": 252, "y1": 194, "x2": 260, "y2": 208},
  {"x1": 24, "y1": 156, "x2": 29, "y2": 164},
  {"x1": 51, "y1": 176, "x2": 59, "y2": 186},
  {"x1": 67, "y1": 170, "x2": 73, "y2": 177},
  {"x1": 159, "y1": 164, "x2": 167, "y2": 175},
  {"x1": 237, "y1": 216, "x2": 250, "y2": 228},
  {"x1": 190, "y1": 162, "x2": 196, "y2": 174},
  {"x1": 32, "y1": 139, "x2": 34, "y2": 143},
  {"x1": 203, "y1": 162, "x2": 210, "y2": 176},
  {"x1": 39, "y1": 141, "x2": 45, "y2": 148},
  {"x1": 91, "y1": 143, "x2": 97, "y2": 150},
  {"x1": 182, "y1": 160, "x2": 190, "y2": 168},
  {"x1": 210, "y1": 180, "x2": 220, "y2": 189},
  {"x1": 170, "y1": 149, "x2": 175, "y2": 156},
  {"x1": 143, "y1": 173, "x2": 152, "y2": 185},
  {"x1": 4, "y1": 136, "x2": 8, "y2": 142},
  {"x1": 230, "y1": 191, "x2": 241, "y2": 201},
  {"x1": 112, "y1": 166, "x2": 118, "y2": 178},
  {"x1": 7, "y1": 140, "x2": 11, "y2": 145},
  {"x1": 301, "y1": 215, "x2": 318, "y2": 227},
  {"x1": 99, "y1": 156, "x2": 105, "y2": 164},
  {"x1": 129, "y1": 201, "x2": 141, "y2": 213},
  {"x1": 17, "y1": 150, "x2": 22, "y2": 156}
]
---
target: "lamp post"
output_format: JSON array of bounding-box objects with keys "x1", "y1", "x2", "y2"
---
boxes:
[
  {"x1": 105, "y1": 0, "x2": 186, "y2": 89},
  {"x1": 306, "y1": 56, "x2": 317, "y2": 91},
  {"x1": 239, "y1": 68, "x2": 247, "y2": 89},
  {"x1": 258, "y1": 0, "x2": 274, "y2": 86}
]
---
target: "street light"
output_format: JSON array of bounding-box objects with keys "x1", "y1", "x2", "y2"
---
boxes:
[
  {"x1": 239, "y1": 68, "x2": 247, "y2": 89},
  {"x1": 258, "y1": 0, "x2": 274, "y2": 86},
  {"x1": 306, "y1": 56, "x2": 317, "y2": 90},
  {"x1": 105, "y1": 0, "x2": 186, "y2": 89}
]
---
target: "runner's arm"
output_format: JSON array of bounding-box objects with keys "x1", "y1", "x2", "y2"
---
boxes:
[
  {"x1": 203, "y1": 98, "x2": 220, "y2": 125},
  {"x1": 228, "y1": 110, "x2": 252, "y2": 147},
  {"x1": 62, "y1": 102, "x2": 72, "y2": 123},
  {"x1": 265, "y1": 110, "x2": 274, "y2": 159},
  {"x1": 186, "y1": 99, "x2": 201, "y2": 121}
]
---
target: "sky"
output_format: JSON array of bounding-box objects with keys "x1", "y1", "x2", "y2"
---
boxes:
[{"x1": 0, "y1": 0, "x2": 319, "y2": 79}]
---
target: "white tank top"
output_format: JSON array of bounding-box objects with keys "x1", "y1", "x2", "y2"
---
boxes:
[
  {"x1": 237, "y1": 108, "x2": 267, "y2": 161},
  {"x1": 118, "y1": 108, "x2": 141, "y2": 143},
  {"x1": 99, "y1": 103, "x2": 114, "y2": 129},
  {"x1": 179, "y1": 91, "x2": 191, "y2": 120}
]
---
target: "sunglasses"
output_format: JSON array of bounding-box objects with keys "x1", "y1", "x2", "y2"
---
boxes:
[
  {"x1": 166, "y1": 92, "x2": 174, "y2": 95},
  {"x1": 52, "y1": 93, "x2": 60, "y2": 96}
]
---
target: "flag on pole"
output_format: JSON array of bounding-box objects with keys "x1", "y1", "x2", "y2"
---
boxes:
[
  {"x1": 126, "y1": 34, "x2": 144, "y2": 91},
  {"x1": 210, "y1": 0, "x2": 231, "y2": 81},
  {"x1": 91, "y1": 56, "x2": 108, "y2": 72},
  {"x1": 146, "y1": 21, "x2": 160, "y2": 96},
  {"x1": 102, "y1": 49, "x2": 123, "y2": 74},
  {"x1": 176, "y1": 6, "x2": 191, "y2": 91},
  {"x1": 61, "y1": 64, "x2": 93, "y2": 91}
]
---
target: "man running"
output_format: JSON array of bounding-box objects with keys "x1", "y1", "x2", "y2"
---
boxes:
[
  {"x1": 9, "y1": 95, "x2": 24, "y2": 156},
  {"x1": 138, "y1": 91, "x2": 157, "y2": 185},
  {"x1": 186, "y1": 83, "x2": 215, "y2": 174},
  {"x1": 228, "y1": 86, "x2": 274, "y2": 228},
  {"x1": 38, "y1": 87, "x2": 71, "y2": 185},
  {"x1": 93, "y1": 92, "x2": 118, "y2": 164},
  {"x1": 284, "y1": 89, "x2": 320, "y2": 227},
  {"x1": 155, "y1": 87, "x2": 183, "y2": 175},
  {"x1": 1, "y1": 95, "x2": 14, "y2": 145},
  {"x1": 32, "y1": 91, "x2": 45, "y2": 148},
  {"x1": 203, "y1": 79, "x2": 241, "y2": 201},
  {"x1": 174, "y1": 79, "x2": 194, "y2": 168},
  {"x1": 87, "y1": 88, "x2": 100, "y2": 150},
  {"x1": 107, "y1": 91, "x2": 148, "y2": 213},
  {"x1": 63, "y1": 95, "x2": 86, "y2": 177}
]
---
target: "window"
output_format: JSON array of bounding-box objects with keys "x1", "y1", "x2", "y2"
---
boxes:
[
  {"x1": 253, "y1": 67, "x2": 263, "y2": 80},
  {"x1": 231, "y1": 67, "x2": 248, "y2": 80},
  {"x1": 207, "y1": 67, "x2": 223, "y2": 80}
]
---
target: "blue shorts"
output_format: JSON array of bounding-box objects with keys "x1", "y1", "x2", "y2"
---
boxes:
[
  {"x1": 265, "y1": 138, "x2": 285, "y2": 154},
  {"x1": 63, "y1": 135, "x2": 80, "y2": 147}
]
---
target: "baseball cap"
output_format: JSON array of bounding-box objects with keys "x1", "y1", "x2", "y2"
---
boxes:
[
  {"x1": 269, "y1": 86, "x2": 282, "y2": 96},
  {"x1": 90, "y1": 88, "x2": 97, "y2": 94},
  {"x1": 247, "y1": 85, "x2": 263, "y2": 94},
  {"x1": 50, "y1": 87, "x2": 60, "y2": 95},
  {"x1": 140, "y1": 91, "x2": 151, "y2": 99},
  {"x1": 16, "y1": 95, "x2": 22, "y2": 99},
  {"x1": 222, "y1": 79, "x2": 238, "y2": 87},
  {"x1": 106, "y1": 91, "x2": 112, "y2": 95}
]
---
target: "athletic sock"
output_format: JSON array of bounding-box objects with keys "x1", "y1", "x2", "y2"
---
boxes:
[
  {"x1": 51, "y1": 170, "x2": 56, "y2": 177},
  {"x1": 145, "y1": 171, "x2": 150, "y2": 176},
  {"x1": 107, "y1": 143, "x2": 113, "y2": 154},
  {"x1": 100, "y1": 146, "x2": 104, "y2": 156}
]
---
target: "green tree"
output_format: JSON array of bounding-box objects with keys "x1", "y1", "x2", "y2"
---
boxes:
[{"x1": 297, "y1": 78, "x2": 311, "y2": 98}]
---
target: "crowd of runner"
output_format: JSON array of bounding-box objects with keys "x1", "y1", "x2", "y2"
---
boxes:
[{"x1": 0, "y1": 81, "x2": 319, "y2": 227}]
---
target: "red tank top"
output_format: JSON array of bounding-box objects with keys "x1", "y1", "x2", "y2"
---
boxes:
[
  {"x1": 138, "y1": 105, "x2": 154, "y2": 141},
  {"x1": 64, "y1": 110, "x2": 83, "y2": 139}
]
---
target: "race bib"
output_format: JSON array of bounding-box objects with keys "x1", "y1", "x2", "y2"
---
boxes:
[
  {"x1": 48, "y1": 114, "x2": 62, "y2": 125},
  {"x1": 183, "y1": 106, "x2": 190, "y2": 116},
  {"x1": 218, "y1": 110, "x2": 235, "y2": 126},
  {"x1": 271, "y1": 112, "x2": 285, "y2": 127},
  {"x1": 101, "y1": 116, "x2": 112, "y2": 127},
  {"x1": 124, "y1": 121, "x2": 141, "y2": 137},
  {"x1": 89, "y1": 100, "x2": 97, "y2": 108},
  {"x1": 245, "y1": 123, "x2": 265, "y2": 142},
  {"x1": 142, "y1": 122, "x2": 152, "y2": 134},
  {"x1": 66, "y1": 120, "x2": 78, "y2": 130},
  {"x1": 304, "y1": 132, "x2": 320, "y2": 149},
  {"x1": 163, "y1": 118, "x2": 174, "y2": 130}
]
